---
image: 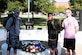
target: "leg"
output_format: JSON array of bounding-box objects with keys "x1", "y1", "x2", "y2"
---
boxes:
[
  {"x1": 64, "y1": 39, "x2": 71, "y2": 55},
  {"x1": 48, "y1": 39, "x2": 54, "y2": 55},
  {"x1": 50, "y1": 48, "x2": 54, "y2": 55},
  {"x1": 7, "y1": 50, "x2": 10, "y2": 55},
  {"x1": 66, "y1": 48, "x2": 70, "y2": 55},
  {"x1": 50, "y1": 48, "x2": 58, "y2": 55},
  {"x1": 7, "y1": 46, "x2": 11, "y2": 55},
  {"x1": 14, "y1": 49, "x2": 17, "y2": 55},
  {"x1": 55, "y1": 39, "x2": 58, "y2": 55},
  {"x1": 72, "y1": 39, "x2": 76, "y2": 55},
  {"x1": 55, "y1": 48, "x2": 58, "y2": 55},
  {"x1": 14, "y1": 47, "x2": 17, "y2": 55},
  {"x1": 72, "y1": 50, "x2": 76, "y2": 55}
]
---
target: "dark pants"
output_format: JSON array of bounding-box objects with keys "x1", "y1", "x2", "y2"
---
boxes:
[
  {"x1": 48, "y1": 39, "x2": 58, "y2": 50},
  {"x1": 64, "y1": 38, "x2": 75, "y2": 50},
  {"x1": 7, "y1": 34, "x2": 19, "y2": 50},
  {"x1": 48, "y1": 33, "x2": 58, "y2": 49}
]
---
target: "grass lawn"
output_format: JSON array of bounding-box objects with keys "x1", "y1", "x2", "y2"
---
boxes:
[{"x1": 0, "y1": 15, "x2": 65, "y2": 29}]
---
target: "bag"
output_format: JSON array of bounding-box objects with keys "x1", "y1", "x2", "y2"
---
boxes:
[
  {"x1": 3, "y1": 13, "x2": 14, "y2": 27},
  {"x1": 20, "y1": 40, "x2": 45, "y2": 52}
]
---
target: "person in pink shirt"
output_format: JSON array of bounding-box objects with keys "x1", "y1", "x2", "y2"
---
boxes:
[{"x1": 62, "y1": 8, "x2": 79, "y2": 55}]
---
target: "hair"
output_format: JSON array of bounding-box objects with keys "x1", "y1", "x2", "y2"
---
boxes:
[
  {"x1": 66, "y1": 8, "x2": 71, "y2": 10},
  {"x1": 48, "y1": 13, "x2": 53, "y2": 17},
  {"x1": 66, "y1": 8, "x2": 72, "y2": 13}
]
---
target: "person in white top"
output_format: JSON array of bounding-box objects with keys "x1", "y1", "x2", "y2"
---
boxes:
[{"x1": 62, "y1": 8, "x2": 79, "y2": 55}]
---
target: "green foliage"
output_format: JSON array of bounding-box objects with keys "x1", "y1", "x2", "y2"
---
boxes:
[
  {"x1": 6, "y1": 1, "x2": 24, "y2": 12},
  {"x1": 55, "y1": 6, "x2": 66, "y2": 13},
  {"x1": 2, "y1": 0, "x2": 56, "y2": 13},
  {"x1": 70, "y1": 0, "x2": 82, "y2": 10},
  {"x1": 23, "y1": 0, "x2": 28, "y2": 8},
  {"x1": 0, "y1": 0, "x2": 7, "y2": 12},
  {"x1": 21, "y1": 0, "x2": 28, "y2": 12},
  {"x1": 45, "y1": 2, "x2": 56, "y2": 13},
  {"x1": 73, "y1": 3, "x2": 82, "y2": 10},
  {"x1": 0, "y1": 0, "x2": 7, "y2": 22},
  {"x1": 32, "y1": 0, "x2": 56, "y2": 13}
]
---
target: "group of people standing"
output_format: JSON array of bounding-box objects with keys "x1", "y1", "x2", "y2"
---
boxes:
[
  {"x1": 47, "y1": 8, "x2": 79, "y2": 55},
  {"x1": 5, "y1": 8, "x2": 79, "y2": 55}
]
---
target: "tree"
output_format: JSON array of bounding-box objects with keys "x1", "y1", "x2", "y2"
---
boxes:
[
  {"x1": 19, "y1": 0, "x2": 28, "y2": 12},
  {"x1": 38, "y1": 0, "x2": 56, "y2": 13},
  {"x1": 55, "y1": 6, "x2": 66, "y2": 13},
  {"x1": 0, "y1": 0, "x2": 7, "y2": 23},
  {"x1": 43, "y1": 2, "x2": 56, "y2": 13},
  {"x1": 70, "y1": 0, "x2": 82, "y2": 10},
  {"x1": 0, "y1": 0, "x2": 7, "y2": 12},
  {"x1": 73, "y1": 3, "x2": 82, "y2": 10},
  {"x1": 30, "y1": 0, "x2": 56, "y2": 14},
  {"x1": 6, "y1": 0, "x2": 24, "y2": 12},
  {"x1": 5, "y1": 0, "x2": 56, "y2": 14}
]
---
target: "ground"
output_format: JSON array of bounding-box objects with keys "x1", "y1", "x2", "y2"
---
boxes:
[{"x1": 0, "y1": 40, "x2": 82, "y2": 55}]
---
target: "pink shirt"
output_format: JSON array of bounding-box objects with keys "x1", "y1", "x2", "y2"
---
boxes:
[{"x1": 62, "y1": 17, "x2": 79, "y2": 39}]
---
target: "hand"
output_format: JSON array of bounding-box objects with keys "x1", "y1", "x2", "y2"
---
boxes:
[{"x1": 58, "y1": 30, "x2": 60, "y2": 33}]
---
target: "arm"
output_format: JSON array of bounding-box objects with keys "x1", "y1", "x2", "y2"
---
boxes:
[
  {"x1": 74, "y1": 18, "x2": 79, "y2": 33},
  {"x1": 56, "y1": 20, "x2": 63, "y2": 32},
  {"x1": 75, "y1": 26, "x2": 79, "y2": 33},
  {"x1": 62, "y1": 20, "x2": 65, "y2": 30},
  {"x1": 57, "y1": 22, "x2": 61, "y2": 33}
]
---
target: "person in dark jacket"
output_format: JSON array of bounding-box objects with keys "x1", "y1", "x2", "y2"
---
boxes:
[
  {"x1": 5, "y1": 9, "x2": 22, "y2": 55},
  {"x1": 47, "y1": 13, "x2": 61, "y2": 55}
]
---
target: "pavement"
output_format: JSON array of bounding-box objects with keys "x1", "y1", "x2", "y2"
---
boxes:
[
  {"x1": 76, "y1": 44, "x2": 82, "y2": 55},
  {"x1": 0, "y1": 41, "x2": 82, "y2": 55},
  {"x1": 0, "y1": 40, "x2": 6, "y2": 55},
  {"x1": 59, "y1": 42, "x2": 82, "y2": 55}
]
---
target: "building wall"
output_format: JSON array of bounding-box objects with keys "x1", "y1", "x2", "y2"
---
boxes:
[{"x1": 54, "y1": 2, "x2": 70, "y2": 8}]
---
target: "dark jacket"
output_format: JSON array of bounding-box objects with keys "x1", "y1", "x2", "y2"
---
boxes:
[
  {"x1": 47, "y1": 19, "x2": 61, "y2": 39},
  {"x1": 5, "y1": 15, "x2": 22, "y2": 47},
  {"x1": 5, "y1": 15, "x2": 22, "y2": 36}
]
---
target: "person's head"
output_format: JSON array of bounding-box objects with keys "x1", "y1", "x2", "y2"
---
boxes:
[
  {"x1": 14, "y1": 9, "x2": 20, "y2": 17},
  {"x1": 48, "y1": 13, "x2": 53, "y2": 20},
  {"x1": 66, "y1": 8, "x2": 72, "y2": 17}
]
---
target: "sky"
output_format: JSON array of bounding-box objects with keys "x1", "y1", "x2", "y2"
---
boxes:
[{"x1": 54, "y1": 0, "x2": 69, "y2": 2}]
